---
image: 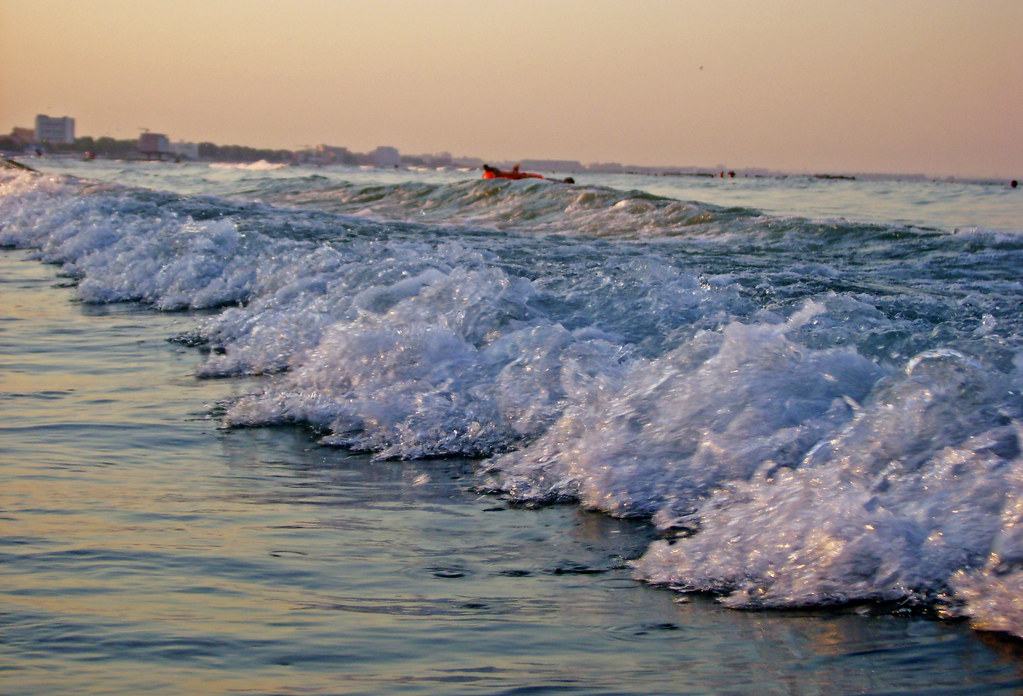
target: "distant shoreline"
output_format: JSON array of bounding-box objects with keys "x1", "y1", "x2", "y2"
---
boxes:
[{"x1": 2, "y1": 149, "x2": 1015, "y2": 187}]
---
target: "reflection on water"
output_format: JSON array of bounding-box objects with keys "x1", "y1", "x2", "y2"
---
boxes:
[{"x1": 3, "y1": 248, "x2": 1023, "y2": 694}]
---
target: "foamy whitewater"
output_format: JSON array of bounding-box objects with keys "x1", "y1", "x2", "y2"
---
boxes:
[{"x1": 3, "y1": 159, "x2": 1023, "y2": 638}]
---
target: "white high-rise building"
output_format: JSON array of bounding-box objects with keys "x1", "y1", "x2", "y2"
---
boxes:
[{"x1": 35, "y1": 115, "x2": 75, "y2": 144}]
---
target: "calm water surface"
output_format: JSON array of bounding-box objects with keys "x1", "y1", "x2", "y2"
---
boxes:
[{"x1": 4, "y1": 246, "x2": 1023, "y2": 694}]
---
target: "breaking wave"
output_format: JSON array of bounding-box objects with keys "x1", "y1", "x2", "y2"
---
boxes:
[{"x1": 3, "y1": 165, "x2": 1023, "y2": 638}]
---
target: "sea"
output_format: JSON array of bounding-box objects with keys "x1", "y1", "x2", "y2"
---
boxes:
[{"x1": 2, "y1": 157, "x2": 1023, "y2": 695}]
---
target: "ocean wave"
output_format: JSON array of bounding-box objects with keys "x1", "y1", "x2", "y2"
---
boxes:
[
  {"x1": 3, "y1": 166, "x2": 1023, "y2": 638},
  {"x1": 255, "y1": 176, "x2": 764, "y2": 239}
]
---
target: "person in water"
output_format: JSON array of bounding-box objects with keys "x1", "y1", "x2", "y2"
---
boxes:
[
  {"x1": 482, "y1": 163, "x2": 542, "y2": 180},
  {"x1": 482, "y1": 163, "x2": 574, "y2": 184}
]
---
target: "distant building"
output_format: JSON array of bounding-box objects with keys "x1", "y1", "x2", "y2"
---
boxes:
[
  {"x1": 400, "y1": 151, "x2": 455, "y2": 168},
  {"x1": 312, "y1": 144, "x2": 356, "y2": 165},
  {"x1": 35, "y1": 114, "x2": 75, "y2": 144},
  {"x1": 170, "y1": 140, "x2": 199, "y2": 160},
  {"x1": 452, "y1": 156, "x2": 484, "y2": 169},
  {"x1": 138, "y1": 132, "x2": 171, "y2": 160},
  {"x1": 586, "y1": 162, "x2": 626, "y2": 174},
  {"x1": 423, "y1": 151, "x2": 453, "y2": 168},
  {"x1": 372, "y1": 146, "x2": 400, "y2": 167},
  {"x1": 10, "y1": 127, "x2": 35, "y2": 145}
]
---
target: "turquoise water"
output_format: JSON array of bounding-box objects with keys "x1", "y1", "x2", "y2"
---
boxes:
[{"x1": 3, "y1": 159, "x2": 1023, "y2": 693}]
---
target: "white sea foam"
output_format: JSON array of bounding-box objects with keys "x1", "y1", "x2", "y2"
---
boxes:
[
  {"x1": 3, "y1": 165, "x2": 1023, "y2": 639},
  {"x1": 209, "y1": 159, "x2": 288, "y2": 171},
  {"x1": 632, "y1": 349, "x2": 1022, "y2": 620},
  {"x1": 485, "y1": 303, "x2": 887, "y2": 516},
  {"x1": 218, "y1": 265, "x2": 630, "y2": 459}
]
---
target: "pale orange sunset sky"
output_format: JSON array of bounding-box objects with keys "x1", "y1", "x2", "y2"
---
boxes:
[{"x1": 2, "y1": 0, "x2": 1021, "y2": 178}]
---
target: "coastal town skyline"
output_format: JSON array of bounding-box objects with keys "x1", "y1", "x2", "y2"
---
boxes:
[
  {"x1": 2, "y1": 1, "x2": 1021, "y2": 179},
  {"x1": 7, "y1": 114, "x2": 988, "y2": 181}
]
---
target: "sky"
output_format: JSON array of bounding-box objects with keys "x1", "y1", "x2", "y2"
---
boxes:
[{"x1": 2, "y1": 0, "x2": 1021, "y2": 178}]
